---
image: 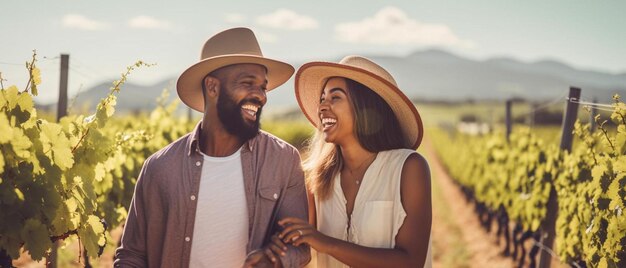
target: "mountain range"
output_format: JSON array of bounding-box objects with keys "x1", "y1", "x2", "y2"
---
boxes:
[{"x1": 39, "y1": 49, "x2": 626, "y2": 113}]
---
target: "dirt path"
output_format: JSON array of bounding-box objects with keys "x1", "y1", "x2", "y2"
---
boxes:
[{"x1": 424, "y1": 138, "x2": 516, "y2": 268}]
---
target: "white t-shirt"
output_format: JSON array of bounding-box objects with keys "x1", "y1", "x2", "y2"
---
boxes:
[{"x1": 189, "y1": 147, "x2": 249, "y2": 267}]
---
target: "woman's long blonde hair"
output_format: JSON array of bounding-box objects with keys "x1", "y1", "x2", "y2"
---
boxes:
[{"x1": 302, "y1": 78, "x2": 406, "y2": 200}]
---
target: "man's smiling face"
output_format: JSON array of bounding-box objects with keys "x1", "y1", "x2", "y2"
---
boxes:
[{"x1": 214, "y1": 63, "x2": 268, "y2": 141}]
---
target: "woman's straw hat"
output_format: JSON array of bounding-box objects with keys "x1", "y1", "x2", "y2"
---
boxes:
[{"x1": 295, "y1": 55, "x2": 423, "y2": 149}]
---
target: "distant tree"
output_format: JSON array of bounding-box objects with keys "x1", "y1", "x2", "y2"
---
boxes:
[
  {"x1": 459, "y1": 113, "x2": 479, "y2": 123},
  {"x1": 514, "y1": 109, "x2": 563, "y2": 125}
]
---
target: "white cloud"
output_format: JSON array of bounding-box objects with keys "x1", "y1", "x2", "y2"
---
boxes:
[
  {"x1": 62, "y1": 14, "x2": 109, "y2": 31},
  {"x1": 256, "y1": 9, "x2": 318, "y2": 30},
  {"x1": 225, "y1": 13, "x2": 246, "y2": 24},
  {"x1": 257, "y1": 32, "x2": 278, "y2": 43},
  {"x1": 335, "y1": 6, "x2": 475, "y2": 48},
  {"x1": 128, "y1": 15, "x2": 172, "y2": 30}
]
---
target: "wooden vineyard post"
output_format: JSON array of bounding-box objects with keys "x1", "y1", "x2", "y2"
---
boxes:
[
  {"x1": 530, "y1": 102, "x2": 539, "y2": 128},
  {"x1": 56, "y1": 54, "x2": 69, "y2": 121},
  {"x1": 538, "y1": 87, "x2": 581, "y2": 268},
  {"x1": 506, "y1": 99, "x2": 512, "y2": 142},
  {"x1": 48, "y1": 53, "x2": 70, "y2": 268},
  {"x1": 590, "y1": 97, "x2": 598, "y2": 133},
  {"x1": 559, "y1": 87, "x2": 580, "y2": 152}
]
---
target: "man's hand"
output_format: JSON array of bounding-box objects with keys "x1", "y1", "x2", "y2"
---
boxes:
[{"x1": 243, "y1": 249, "x2": 282, "y2": 268}]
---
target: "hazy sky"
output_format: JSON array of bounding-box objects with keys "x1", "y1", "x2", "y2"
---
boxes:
[{"x1": 2, "y1": 0, "x2": 625, "y2": 104}]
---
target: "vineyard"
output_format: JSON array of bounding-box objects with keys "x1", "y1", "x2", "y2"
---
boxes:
[
  {"x1": 431, "y1": 97, "x2": 626, "y2": 267},
  {"x1": 1, "y1": 54, "x2": 625, "y2": 268},
  {"x1": 0, "y1": 56, "x2": 313, "y2": 267}
]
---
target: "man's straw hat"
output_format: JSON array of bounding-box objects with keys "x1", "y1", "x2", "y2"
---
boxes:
[{"x1": 177, "y1": 27, "x2": 294, "y2": 112}]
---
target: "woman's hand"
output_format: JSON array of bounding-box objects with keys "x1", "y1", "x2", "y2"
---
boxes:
[{"x1": 278, "y1": 217, "x2": 333, "y2": 253}]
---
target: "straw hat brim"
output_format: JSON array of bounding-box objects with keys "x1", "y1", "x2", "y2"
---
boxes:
[
  {"x1": 177, "y1": 54, "x2": 295, "y2": 112},
  {"x1": 295, "y1": 62, "x2": 423, "y2": 149}
]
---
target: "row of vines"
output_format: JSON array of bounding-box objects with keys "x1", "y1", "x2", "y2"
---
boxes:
[{"x1": 431, "y1": 97, "x2": 626, "y2": 267}]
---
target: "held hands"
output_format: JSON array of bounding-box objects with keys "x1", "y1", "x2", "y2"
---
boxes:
[
  {"x1": 243, "y1": 249, "x2": 281, "y2": 268},
  {"x1": 264, "y1": 217, "x2": 333, "y2": 264},
  {"x1": 278, "y1": 217, "x2": 325, "y2": 248}
]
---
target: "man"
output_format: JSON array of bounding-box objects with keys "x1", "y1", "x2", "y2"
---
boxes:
[{"x1": 114, "y1": 27, "x2": 310, "y2": 268}]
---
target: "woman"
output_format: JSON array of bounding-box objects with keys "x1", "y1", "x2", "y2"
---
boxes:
[{"x1": 266, "y1": 55, "x2": 432, "y2": 267}]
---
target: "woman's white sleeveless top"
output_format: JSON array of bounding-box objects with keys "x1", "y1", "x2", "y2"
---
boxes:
[{"x1": 314, "y1": 149, "x2": 432, "y2": 268}]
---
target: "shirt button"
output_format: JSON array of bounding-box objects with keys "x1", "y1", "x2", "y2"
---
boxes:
[
  {"x1": 273, "y1": 193, "x2": 278, "y2": 200},
  {"x1": 195, "y1": 161, "x2": 201, "y2": 166},
  {"x1": 190, "y1": 195, "x2": 196, "y2": 201},
  {"x1": 185, "y1": 237, "x2": 190, "y2": 242}
]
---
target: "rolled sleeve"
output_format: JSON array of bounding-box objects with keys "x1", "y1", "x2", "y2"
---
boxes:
[{"x1": 277, "y1": 151, "x2": 311, "y2": 267}]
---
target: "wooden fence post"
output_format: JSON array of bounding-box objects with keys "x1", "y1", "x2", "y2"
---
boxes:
[
  {"x1": 56, "y1": 54, "x2": 69, "y2": 121},
  {"x1": 530, "y1": 102, "x2": 539, "y2": 128},
  {"x1": 48, "y1": 53, "x2": 70, "y2": 268},
  {"x1": 538, "y1": 87, "x2": 581, "y2": 268},
  {"x1": 506, "y1": 99, "x2": 512, "y2": 141},
  {"x1": 559, "y1": 87, "x2": 581, "y2": 152},
  {"x1": 590, "y1": 97, "x2": 597, "y2": 133}
]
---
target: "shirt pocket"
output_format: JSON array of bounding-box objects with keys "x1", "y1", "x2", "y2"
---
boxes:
[
  {"x1": 257, "y1": 187, "x2": 282, "y2": 233},
  {"x1": 259, "y1": 187, "x2": 281, "y2": 200},
  {"x1": 259, "y1": 187, "x2": 281, "y2": 211},
  {"x1": 360, "y1": 200, "x2": 394, "y2": 248}
]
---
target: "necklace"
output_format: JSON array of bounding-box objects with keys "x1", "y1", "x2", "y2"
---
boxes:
[{"x1": 345, "y1": 153, "x2": 377, "y2": 185}]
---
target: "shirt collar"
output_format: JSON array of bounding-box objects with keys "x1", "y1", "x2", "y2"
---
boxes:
[{"x1": 187, "y1": 120, "x2": 258, "y2": 156}]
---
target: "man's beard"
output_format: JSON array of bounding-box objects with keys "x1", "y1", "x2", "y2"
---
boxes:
[{"x1": 216, "y1": 88, "x2": 263, "y2": 141}]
